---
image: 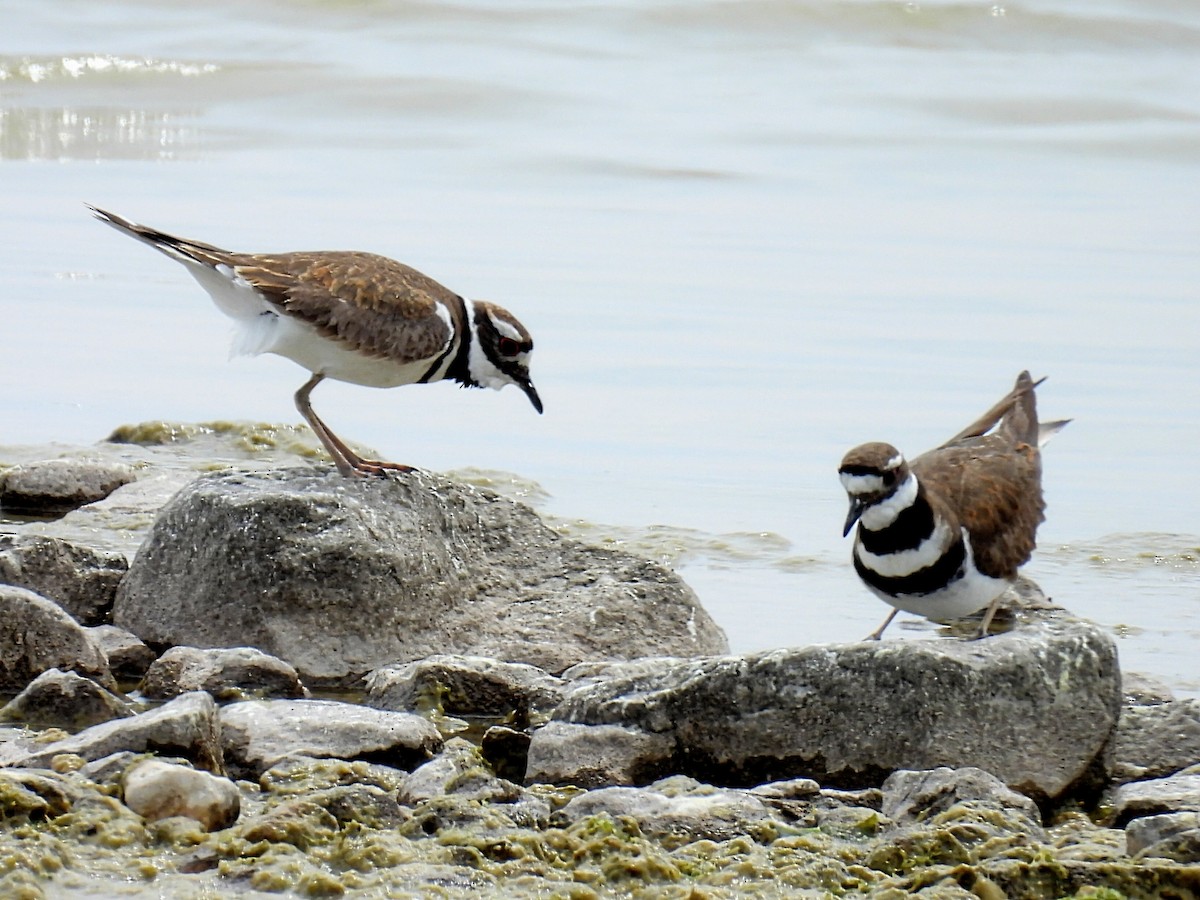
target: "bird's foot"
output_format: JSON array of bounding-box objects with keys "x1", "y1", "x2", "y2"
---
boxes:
[{"x1": 349, "y1": 459, "x2": 416, "y2": 477}]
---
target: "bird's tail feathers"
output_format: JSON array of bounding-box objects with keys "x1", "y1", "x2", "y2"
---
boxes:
[{"x1": 87, "y1": 204, "x2": 228, "y2": 268}]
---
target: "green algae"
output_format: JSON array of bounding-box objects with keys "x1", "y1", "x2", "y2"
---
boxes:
[{"x1": 4, "y1": 751, "x2": 1200, "y2": 899}]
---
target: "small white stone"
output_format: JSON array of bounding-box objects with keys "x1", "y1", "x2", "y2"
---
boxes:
[{"x1": 123, "y1": 758, "x2": 240, "y2": 831}]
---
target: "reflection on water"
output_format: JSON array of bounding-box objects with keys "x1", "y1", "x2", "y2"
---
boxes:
[
  {"x1": 0, "y1": 107, "x2": 200, "y2": 161},
  {"x1": 0, "y1": 54, "x2": 218, "y2": 83},
  {"x1": 0, "y1": 55, "x2": 218, "y2": 161}
]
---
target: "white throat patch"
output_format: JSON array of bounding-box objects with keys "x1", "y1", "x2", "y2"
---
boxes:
[
  {"x1": 466, "y1": 303, "x2": 517, "y2": 392},
  {"x1": 860, "y1": 474, "x2": 918, "y2": 531}
]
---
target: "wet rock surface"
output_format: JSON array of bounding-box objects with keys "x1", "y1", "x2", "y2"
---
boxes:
[
  {"x1": 115, "y1": 468, "x2": 729, "y2": 684},
  {"x1": 0, "y1": 691, "x2": 224, "y2": 773},
  {"x1": 0, "y1": 458, "x2": 136, "y2": 516},
  {"x1": 1107, "y1": 697, "x2": 1200, "y2": 785},
  {"x1": 85, "y1": 624, "x2": 157, "y2": 682},
  {"x1": 365, "y1": 654, "x2": 567, "y2": 723}
]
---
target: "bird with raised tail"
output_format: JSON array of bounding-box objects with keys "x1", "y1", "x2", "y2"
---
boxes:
[
  {"x1": 838, "y1": 371, "x2": 1068, "y2": 640},
  {"x1": 88, "y1": 205, "x2": 542, "y2": 477}
]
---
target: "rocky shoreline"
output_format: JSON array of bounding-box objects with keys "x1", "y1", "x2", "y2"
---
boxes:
[{"x1": 2, "y1": 425, "x2": 1199, "y2": 898}]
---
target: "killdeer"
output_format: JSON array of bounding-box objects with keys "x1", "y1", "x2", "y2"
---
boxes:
[
  {"x1": 89, "y1": 205, "x2": 542, "y2": 477},
  {"x1": 838, "y1": 371, "x2": 1067, "y2": 640}
]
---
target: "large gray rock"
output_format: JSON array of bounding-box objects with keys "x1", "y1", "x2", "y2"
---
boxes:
[
  {"x1": 0, "y1": 691, "x2": 223, "y2": 773},
  {"x1": 0, "y1": 585, "x2": 114, "y2": 693},
  {"x1": 218, "y1": 699, "x2": 444, "y2": 779},
  {"x1": 0, "y1": 535, "x2": 128, "y2": 625},
  {"x1": 529, "y1": 619, "x2": 1119, "y2": 802},
  {"x1": 1107, "y1": 698, "x2": 1200, "y2": 785},
  {"x1": 114, "y1": 469, "x2": 726, "y2": 684}
]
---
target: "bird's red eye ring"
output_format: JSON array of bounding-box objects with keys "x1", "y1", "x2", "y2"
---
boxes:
[{"x1": 498, "y1": 336, "x2": 521, "y2": 356}]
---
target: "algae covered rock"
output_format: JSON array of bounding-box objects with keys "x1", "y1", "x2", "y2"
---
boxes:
[
  {"x1": 114, "y1": 468, "x2": 727, "y2": 684},
  {"x1": 555, "y1": 775, "x2": 779, "y2": 845},
  {"x1": 881, "y1": 766, "x2": 1042, "y2": 827}
]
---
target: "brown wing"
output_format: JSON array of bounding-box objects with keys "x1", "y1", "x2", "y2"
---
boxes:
[
  {"x1": 228, "y1": 251, "x2": 457, "y2": 364},
  {"x1": 913, "y1": 438, "x2": 1045, "y2": 579},
  {"x1": 937, "y1": 370, "x2": 1041, "y2": 449}
]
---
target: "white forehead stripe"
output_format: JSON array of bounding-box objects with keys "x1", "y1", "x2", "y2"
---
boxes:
[
  {"x1": 487, "y1": 311, "x2": 524, "y2": 342},
  {"x1": 840, "y1": 472, "x2": 885, "y2": 496}
]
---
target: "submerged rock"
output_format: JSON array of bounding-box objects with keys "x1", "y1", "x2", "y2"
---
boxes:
[
  {"x1": 114, "y1": 468, "x2": 727, "y2": 684},
  {"x1": 530, "y1": 619, "x2": 1119, "y2": 802}
]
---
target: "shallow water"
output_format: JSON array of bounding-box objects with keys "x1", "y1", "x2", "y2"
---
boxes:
[{"x1": 2, "y1": 0, "x2": 1199, "y2": 700}]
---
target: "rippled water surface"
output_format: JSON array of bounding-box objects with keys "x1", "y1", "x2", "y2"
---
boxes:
[{"x1": 2, "y1": 1, "x2": 1199, "y2": 699}]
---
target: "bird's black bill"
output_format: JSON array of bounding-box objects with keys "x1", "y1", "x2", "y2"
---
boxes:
[
  {"x1": 843, "y1": 497, "x2": 865, "y2": 537},
  {"x1": 520, "y1": 379, "x2": 543, "y2": 414}
]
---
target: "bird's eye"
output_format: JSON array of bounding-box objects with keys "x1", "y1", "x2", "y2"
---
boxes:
[
  {"x1": 882, "y1": 471, "x2": 896, "y2": 486},
  {"x1": 497, "y1": 336, "x2": 521, "y2": 357}
]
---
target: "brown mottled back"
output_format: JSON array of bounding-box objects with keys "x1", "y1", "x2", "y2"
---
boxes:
[
  {"x1": 913, "y1": 371, "x2": 1045, "y2": 579},
  {"x1": 225, "y1": 251, "x2": 460, "y2": 364}
]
